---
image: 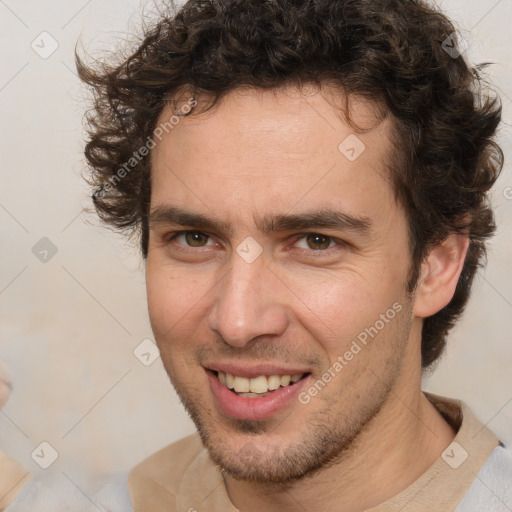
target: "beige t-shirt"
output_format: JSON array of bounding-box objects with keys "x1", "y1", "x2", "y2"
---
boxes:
[{"x1": 128, "y1": 393, "x2": 500, "y2": 512}]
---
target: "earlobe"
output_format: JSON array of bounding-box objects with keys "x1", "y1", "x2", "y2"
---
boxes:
[{"x1": 413, "y1": 233, "x2": 470, "y2": 318}]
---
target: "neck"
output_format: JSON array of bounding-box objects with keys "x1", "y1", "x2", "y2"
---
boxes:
[{"x1": 224, "y1": 331, "x2": 456, "y2": 512}]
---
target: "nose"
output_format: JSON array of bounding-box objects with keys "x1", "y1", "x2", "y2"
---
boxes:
[{"x1": 207, "y1": 252, "x2": 289, "y2": 348}]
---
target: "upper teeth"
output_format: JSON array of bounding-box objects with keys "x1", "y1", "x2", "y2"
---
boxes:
[{"x1": 218, "y1": 372, "x2": 304, "y2": 393}]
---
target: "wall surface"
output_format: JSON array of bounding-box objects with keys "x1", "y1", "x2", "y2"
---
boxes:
[{"x1": 0, "y1": 0, "x2": 511, "y2": 490}]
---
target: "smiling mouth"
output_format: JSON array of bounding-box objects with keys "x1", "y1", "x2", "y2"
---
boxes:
[{"x1": 213, "y1": 370, "x2": 310, "y2": 398}]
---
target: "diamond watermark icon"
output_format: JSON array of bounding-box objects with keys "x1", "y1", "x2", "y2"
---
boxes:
[
  {"x1": 134, "y1": 338, "x2": 160, "y2": 366},
  {"x1": 441, "y1": 32, "x2": 468, "y2": 58},
  {"x1": 31, "y1": 441, "x2": 59, "y2": 469},
  {"x1": 236, "y1": 237, "x2": 263, "y2": 264},
  {"x1": 31, "y1": 31, "x2": 59, "y2": 59},
  {"x1": 32, "y1": 237, "x2": 58, "y2": 263},
  {"x1": 338, "y1": 134, "x2": 365, "y2": 162},
  {"x1": 441, "y1": 441, "x2": 468, "y2": 469}
]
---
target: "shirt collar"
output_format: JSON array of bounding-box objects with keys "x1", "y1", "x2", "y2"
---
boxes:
[{"x1": 128, "y1": 392, "x2": 499, "y2": 512}]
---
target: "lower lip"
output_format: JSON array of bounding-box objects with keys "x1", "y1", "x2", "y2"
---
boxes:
[{"x1": 207, "y1": 370, "x2": 310, "y2": 421}]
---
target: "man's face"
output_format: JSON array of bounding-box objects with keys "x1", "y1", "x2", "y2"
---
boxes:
[{"x1": 146, "y1": 86, "x2": 417, "y2": 483}]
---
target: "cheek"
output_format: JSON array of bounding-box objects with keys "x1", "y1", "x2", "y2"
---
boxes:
[
  {"x1": 146, "y1": 260, "x2": 209, "y2": 339},
  {"x1": 283, "y1": 267, "x2": 406, "y2": 354},
  {"x1": 146, "y1": 263, "x2": 213, "y2": 379}
]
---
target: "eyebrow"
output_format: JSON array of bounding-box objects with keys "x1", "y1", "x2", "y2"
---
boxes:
[
  {"x1": 149, "y1": 206, "x2": 232, "y2": 235},
  {"x1": 260, "y1": 209, "x2": 372, "y2": 234},
  {"x1": 149, "y1": 206, "x2": 372, "y2": 236}
]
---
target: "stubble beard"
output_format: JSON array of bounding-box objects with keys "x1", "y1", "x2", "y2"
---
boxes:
[
  {"x1": 168, "y1": 359, "x2": 404, "y2": 487},
  {"x1": 163, "y1": 298, "x2": 413, "y2": 487}
]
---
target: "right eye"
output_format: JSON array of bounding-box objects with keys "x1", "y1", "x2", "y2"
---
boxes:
[{"x1": 170, "y1": 231, "x2": 214, "y2": 248}]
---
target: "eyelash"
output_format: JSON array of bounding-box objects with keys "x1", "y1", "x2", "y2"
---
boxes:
[{"x1": 165, "y1": 230, "x2": 346, "y2": 254}]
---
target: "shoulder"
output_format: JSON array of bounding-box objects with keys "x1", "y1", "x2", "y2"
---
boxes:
[
  {"x1": 95, "y1": 473, "x2": 134, "y2": 512},
  {"x1": 5, "y1": 472, "x2": 133, "y2": 512},
  {"x1": 455, "y1": 444, "x2": 512, "y2": 512},
  {"x1": 127, "y1": 433, "x2": 204, "y2": 510},
  {"x1": 4, "y1": 435, "x2": 204, "y2": 512},
  {"x1": 128, "y1": 433, "x2": 203, "y2": 486}
]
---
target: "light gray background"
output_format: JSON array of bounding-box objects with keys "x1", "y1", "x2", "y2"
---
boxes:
[{"x1": 0, "y1": 0, "x2": 511, "y2": 485}]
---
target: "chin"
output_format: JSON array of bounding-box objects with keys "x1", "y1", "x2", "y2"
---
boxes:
[{"x1": 190, "y1": 411, "x2": 360, "y2": 485}]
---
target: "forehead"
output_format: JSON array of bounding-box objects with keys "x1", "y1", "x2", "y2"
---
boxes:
[{"x1": 150, "y1": 86, "x2": 397, "y2": 226}]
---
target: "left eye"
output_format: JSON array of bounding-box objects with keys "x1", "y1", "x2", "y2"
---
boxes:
[{"x1": 295, "y1": 234, "x2": 337, "y2": 251}]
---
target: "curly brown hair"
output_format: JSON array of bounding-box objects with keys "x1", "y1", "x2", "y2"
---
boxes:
[{"x1": 77, "y1": 0, "x2": 503, "y2": 369}]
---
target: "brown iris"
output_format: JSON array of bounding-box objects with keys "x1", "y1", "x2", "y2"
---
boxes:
[
  {"x1": 306, "y1": 234, "x2": 331, "y2": 250},
  {"x1": 185, "y1": 231, "x2": 209, "y2": 247}
]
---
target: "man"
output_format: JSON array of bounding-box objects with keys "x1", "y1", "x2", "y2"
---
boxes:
[{"x1": 74, "y1": 0, "x2": 510, "y2": 510}]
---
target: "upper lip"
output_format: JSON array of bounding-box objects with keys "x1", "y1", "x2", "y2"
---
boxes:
[{"x1": 205, "y1": 362, "x2": 310, "y2": 379}]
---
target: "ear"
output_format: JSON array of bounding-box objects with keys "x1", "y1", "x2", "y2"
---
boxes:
[{"x1": 413, "y1": 233, "x2": 469, "y2": 318}]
